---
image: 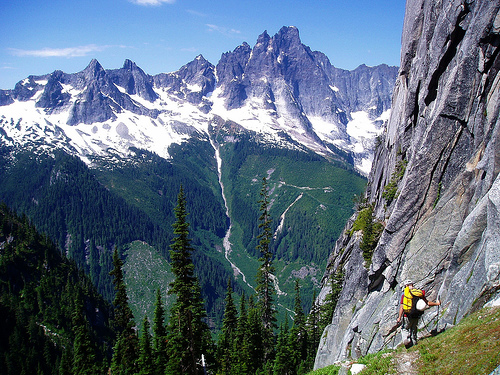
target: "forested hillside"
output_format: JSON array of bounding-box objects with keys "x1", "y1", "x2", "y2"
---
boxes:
[
  {"x1": 0, "y1": 203, "x2": 115, "y2": 374},
  {"x1": 0, "y1": 189, "x2": 346, "y2": 374},
  {"x1": 0, "y1": 131, "x2": 365, "y2": 328},
  {"x1": 0, "y1": 146, "x2": 239, "y2": 327}
]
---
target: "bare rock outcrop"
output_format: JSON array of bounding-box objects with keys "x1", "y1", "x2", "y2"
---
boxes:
[{"x1": 315, "y1": 0, "x2": 500, "y2": 368}]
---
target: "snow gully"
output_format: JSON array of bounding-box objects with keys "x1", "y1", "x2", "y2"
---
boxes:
[{"x1": 210, "y1": 137, "x2": 253, "y2": 289}]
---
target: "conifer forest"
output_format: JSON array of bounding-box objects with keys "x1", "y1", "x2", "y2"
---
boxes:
[{"x1": 0, "y1": 180, "x2": 343, "y2": 375}]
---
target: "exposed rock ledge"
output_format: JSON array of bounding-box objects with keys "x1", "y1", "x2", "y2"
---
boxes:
[{"x1": 315, "y1": 0, "x2": 500, "y2": 369}]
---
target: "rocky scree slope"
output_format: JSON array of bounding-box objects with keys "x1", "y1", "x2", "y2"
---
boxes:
[
  {"x1": 314, "y1": 0, "x2": 500, "y2": 368},
  {"x1": 0, "y1": 27, "x2": 397, "y2": 174}
]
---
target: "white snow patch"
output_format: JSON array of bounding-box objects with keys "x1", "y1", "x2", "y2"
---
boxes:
[
  {"x1": 329, "y1": 85, "x2": 340, "y2": 92},
  {"x1": 357, "y1": 158, "x2": 373, "y2": 175},
  {"x1": 346, "y1": 111, "x2": 381, "y2": 139},
  {"x1": 210, "y1": 88, "x2": 280, "y2": 135},
  {"x1": 60, "y1": 83, "x2": 82, "y2": 98},
  {"x1": 378, "y1": 108, "x2": 391, "y2": 122},
  {"x1": 186, "y1": 82, "x2": 202, "y2": 93},
  {"x1": 309, "y1": 116, "x2": 339, "y2": 136},
  {"x1": 345, "y1": 110, "x2": 390, "y2": 175}
]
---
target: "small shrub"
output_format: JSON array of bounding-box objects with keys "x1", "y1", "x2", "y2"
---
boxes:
[
  {"x1": 352, "y1": 206, "x2": 373, "y2": 233},
  {"x1": 382, "y1": 180, "x2": 399, "y2": 204},
  {"x1": 433, "y1": 182, "x2": 442, "y2": 208},
  {"x1": 353, "y1": 205, "x2": 384, "y2": 266},
  {"x1": 382, "y1": 159, "x2": 407, "y2": 205}
]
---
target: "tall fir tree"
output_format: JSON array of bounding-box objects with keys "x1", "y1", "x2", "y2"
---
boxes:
[
  {"x1": 304, "y1": 290, "x2": 320, "y2": 370},
  {"x1": 138, "y1": 316, "x2": 154, "y2": 375},
  {"x1": 273, "y1": 318, "x2": 292, "y2": 375},
  {"x1": 290, "y1": 279, "x2": 308, "y2": 374},
  {"x1": 110, "y1": 247, "x2": 139, "y2": 375},
  {"x1": 246, "y1": 295, "x2": 266, "y2": 373},
  {"x1": 217, "y1": 279, "x2": 239, "y2": 374},
  {"x1": 165, "y1": 186, "x2": 213, "y2": 375},
  {"x1": 71, "y1": 293, "x2": 97, "y2": 375},
  {"x1": 58, "y1": 346, "x2": 73, "y2": 375},
  {"x1": 233, "y1": 292, "x2": 251, "y2": 375},
  {"x1": 152, "y1": 289, "x2": 168, "y2": 375},
  {"x1": 255, "y1": 177, "x2": 277, "y2": 364}
]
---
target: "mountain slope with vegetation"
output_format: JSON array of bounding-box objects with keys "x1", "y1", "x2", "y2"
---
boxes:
[
  {"x1": 0, "y1": 183, "x2": 349, "y2": 374},
  {"x1": 0, "y1": 146, "x2": 240, "y2": 328},
  {"x1": 0, "y1": 126, "x2": 366, "y2": 329},
  {"x1": 307, "y1": 304, "x2": 500, "y2": 374},
  {"x1": 0, "y1": 203, "x2": 115, "y2": 374}
]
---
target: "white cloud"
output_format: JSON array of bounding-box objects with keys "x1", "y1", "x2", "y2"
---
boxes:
[
  {"x1": 186, "y1": 9, "x2": 207, "y2": 17},
  {"x1": 9, "y1": 44, "x2": 109, "y2": 58},
  {"x1": 129, "y1": 0, "x2": 175, "y2": 5},
  {"x1": 206, "y1": 24, "x2": 241, "y2": 37}
]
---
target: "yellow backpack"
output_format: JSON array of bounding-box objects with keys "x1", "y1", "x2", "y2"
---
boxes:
[{"x1": 402, "y1": 287, "x2": 424, "y2": 318}]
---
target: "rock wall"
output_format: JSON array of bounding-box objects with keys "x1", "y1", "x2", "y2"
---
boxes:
[{"x1": 315, "y1": 0, "x2": 500, "y2": 368}]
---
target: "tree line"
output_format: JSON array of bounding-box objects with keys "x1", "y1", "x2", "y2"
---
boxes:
[
  {"x1": 108, "y1": 181, "x2": 342, "y2": 375},
  {"x1": 0, "y1": 147, "x2": 237, "y2": 325},
  {"x1": 0, "y1": 203, "x2": 115, "y2": 374},
  {"x1": 0, "y1": 177, "x2": 343, "y2": 375}
]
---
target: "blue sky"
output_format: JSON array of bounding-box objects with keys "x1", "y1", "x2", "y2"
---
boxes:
[{"x1": 0, "y1": 0, "x2": 405, "y2": 90}]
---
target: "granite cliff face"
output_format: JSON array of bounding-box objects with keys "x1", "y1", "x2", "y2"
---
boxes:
[{"x1": 315, "y1": 0, "x2": 500, "y2": 368}]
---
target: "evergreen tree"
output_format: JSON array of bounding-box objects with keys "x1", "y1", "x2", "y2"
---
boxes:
[
  {"x1": 222, "y1": 280, "x2": 238, "y2": 337},
  {"x1": 246, "y1": 295, "x2": 265, "y2": 373},
  {"x1": 255, "y1": 177, "x2": 277, "y2": 364},
  {"x1": 233, "y1": 292, "x2": 251, "y2": 375},
  {"x1": 273, "y1": 319, "x2": 291, "y2": 375},
  {"x1": 319, "y1": 269, "x2": 343, "y2": 333},
  {"x1": 110, "y1": 248, "x2": 135, "y2": 332},
  {"x1": 217, "y1": 279, "x2": 238, "y2": 374},
  {"x1": 59, "y1": 347, "x2": 73, "y2": 375},
  {"x1": 165, "y1": 186, "x2": 213, "y2": 375},
  {"x1": 110, "y1": 247, "x2": 139, "y2": 375},
  {"x1": 293, "y1": 280, "x2": 306, "y2": 330},
  {"x1": 72, "y1": 294, "x2": 97, "y2": 375},
  {"x1": 152, "y1": 289, "x2": 168, "y2": 375},
  {"x1": 138, "y1": 316, "x2": 154, "y2": 375},
  {"x1": 305, "y1": 290, "x2": 320, "y2": 371},
  {"x1": 289, "y1": 280, "x2": 308, "y2": 374}
]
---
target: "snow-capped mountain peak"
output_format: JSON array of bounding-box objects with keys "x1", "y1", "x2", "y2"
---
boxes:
[{"x1": 0, "y1": 27, "x2": 398, "y2": 174}]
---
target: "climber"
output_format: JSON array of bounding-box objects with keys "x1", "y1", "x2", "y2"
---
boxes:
[{"x1": 396, "y1": 279, "x2": 440, "y2": 348}]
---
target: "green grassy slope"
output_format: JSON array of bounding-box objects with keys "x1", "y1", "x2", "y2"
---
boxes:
[{"x1": 307, "y1": 305, "x2": 500, "y2": 375}]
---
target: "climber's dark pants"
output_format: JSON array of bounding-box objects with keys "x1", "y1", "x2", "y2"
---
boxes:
[{"x1": 401, "y1": 315, "x2": 419, "y2": 347}]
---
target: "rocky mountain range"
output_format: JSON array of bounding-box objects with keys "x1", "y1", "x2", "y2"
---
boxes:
[
  {"x1": 0, "y1": 26, "x2": 396, "y2": 325},
  {"x1": 314, "y1": 0, "x2": 500, "y2": 369},
  {"x1": 0, "y1": 26, "x2": 397, "y2": 174}
]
